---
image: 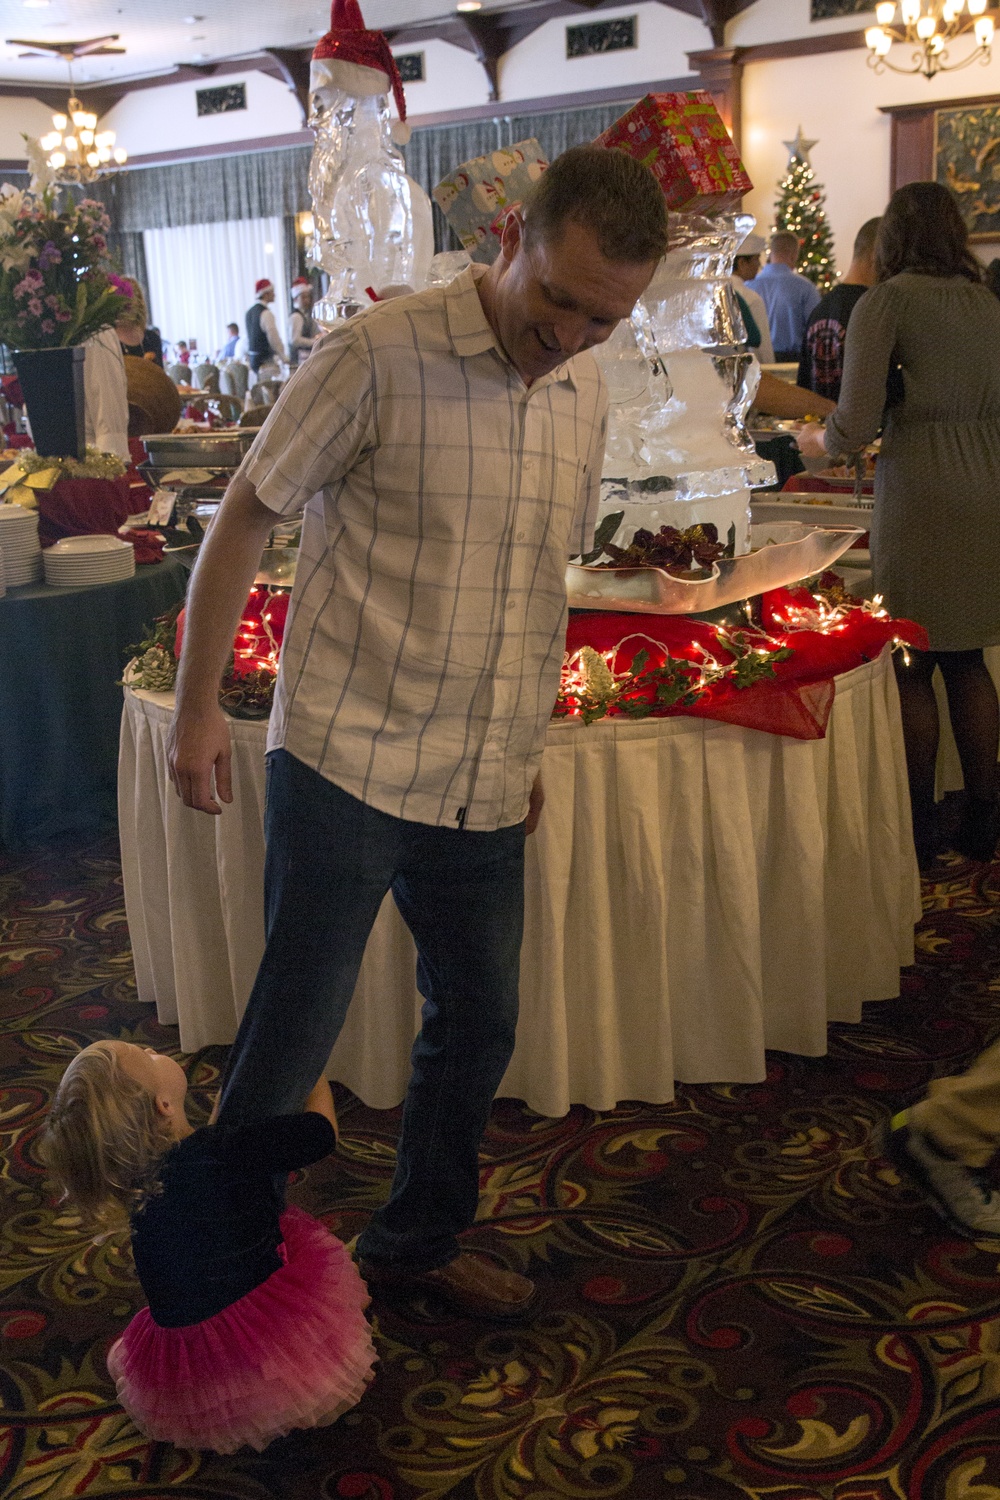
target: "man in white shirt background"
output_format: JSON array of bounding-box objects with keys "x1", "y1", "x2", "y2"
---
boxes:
[
  {"x1": 731, "y1": 231, "x2": 775, "y2": 364},
  {"x1": 288, "y1": 278, "x2": 320, "y2": 368},
  {"x1": 244, "y1": 277, "x2": 287, "y2": 377},
  {"x1": 167, "y1": 147, "x2": 666, "y2": 1320}
]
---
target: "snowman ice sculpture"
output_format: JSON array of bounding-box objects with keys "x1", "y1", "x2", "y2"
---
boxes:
[{"x1": 308, "y1": 0, "x2": 433, "y2": 324}]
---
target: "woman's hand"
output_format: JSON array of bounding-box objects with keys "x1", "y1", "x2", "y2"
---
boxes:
[{"x1": 795, "y1": 423, "x2": 828, "y2": 459}]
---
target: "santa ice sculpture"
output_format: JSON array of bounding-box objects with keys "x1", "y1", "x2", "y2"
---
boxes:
[{"x1": 307, "y1": 0, "x2": 433, "y2": 322}]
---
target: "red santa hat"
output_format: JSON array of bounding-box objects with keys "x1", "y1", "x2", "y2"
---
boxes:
[
  {"x1": 291, "y1": 276, "x2": 311, "y2": 293},
  {"x1": 255, "y1": 278, "x2": 273, "y2": 296},
  {"x1": 311, "y1": 0, "x2": 410, "y2": 145}
]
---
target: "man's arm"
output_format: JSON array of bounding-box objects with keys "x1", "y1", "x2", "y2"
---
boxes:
[
  {"x1": 261, "y1": 306, "x2": 288, "y2": 365},
  {"x1": 166, "y1": 472, "x2": 277, "y2": 814}
]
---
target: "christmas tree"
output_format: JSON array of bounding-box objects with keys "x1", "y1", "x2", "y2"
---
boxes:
[{"x1": 772, "y1": 128, "x2": 837, "y2": 293}]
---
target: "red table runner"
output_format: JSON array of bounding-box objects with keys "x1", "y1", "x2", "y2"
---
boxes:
[{"x1": 560, "y1": 587, "x2": 927, "y2": 740}]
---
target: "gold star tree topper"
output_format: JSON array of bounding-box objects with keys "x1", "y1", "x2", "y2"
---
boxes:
[{"x1": 783, "y1": 127, "x2": 818, "y2": 164}]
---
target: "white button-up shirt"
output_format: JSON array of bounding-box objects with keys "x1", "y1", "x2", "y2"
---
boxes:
[{"x1": 241, "y1": 266, "x2": 607, "y2": 830}]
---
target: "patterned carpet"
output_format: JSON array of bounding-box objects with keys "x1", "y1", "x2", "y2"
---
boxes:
[{"x1": 3, "y1": 828, "x2": 1000, "y2": 1500}]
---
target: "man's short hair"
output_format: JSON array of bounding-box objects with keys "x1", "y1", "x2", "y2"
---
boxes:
[
  {"x1": 852, "y1": 217, "x2": 881, "y2": 262},
  {"x1": 770, "y1": 230, "x2": 801, "y2": 261},
  {"x1": 227, "y1": 322, "x2": 239, "y2": 333},
  {"x1": 521, "y1": 146, "x2": 668, "y2": 265}
]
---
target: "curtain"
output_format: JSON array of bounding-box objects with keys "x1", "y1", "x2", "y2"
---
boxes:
[
  {"x1": 89, "y1": 148, "x2": 313, "y2": 231},
  {"x1": 143, "y1": 215, "x2": 289, "y2": 363},
  {"x1": 106, "y1": 230, "x2": 149, "y2": 294}
]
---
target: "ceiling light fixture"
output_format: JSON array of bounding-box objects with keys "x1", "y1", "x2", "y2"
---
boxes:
[
  {"x1": 865, "y1": 0, "x2": 995, "y2": 77},
  {"x1": 456, "y1": 1, "x2": 483, "y2": 11}
]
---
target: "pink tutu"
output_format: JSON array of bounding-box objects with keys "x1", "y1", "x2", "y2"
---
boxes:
[{"x1": 107, "y1": 1206, "x2": 376, "y2": 1453}]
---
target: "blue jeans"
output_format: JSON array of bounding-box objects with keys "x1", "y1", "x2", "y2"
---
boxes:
[{"x1": 217, "y1": 749, "x2": 525, "y2": 1272}]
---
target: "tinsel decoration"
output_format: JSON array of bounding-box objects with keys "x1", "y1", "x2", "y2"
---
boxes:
[{"x1": 19, "y1": 447, "x2": 127, "y2": 482}]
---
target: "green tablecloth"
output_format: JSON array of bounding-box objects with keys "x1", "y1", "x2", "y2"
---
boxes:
[{"x1": 0, "y1": 556, "x2": 188, "y2": 850}]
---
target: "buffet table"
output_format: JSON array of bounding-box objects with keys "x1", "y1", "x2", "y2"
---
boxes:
[
  {"x1": 119, "y1": 646, "x2": 920, "y2": 1115},
  {"x1": 0, "y1": 556, "x2": 188, "y2": 849}
]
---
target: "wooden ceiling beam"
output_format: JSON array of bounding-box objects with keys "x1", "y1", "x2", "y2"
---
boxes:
[{"x1": 262, "y1": 47, "x2": 311, "y2": 124}]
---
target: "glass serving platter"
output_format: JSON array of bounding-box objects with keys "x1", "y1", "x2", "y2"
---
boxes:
[{"x1": 566, "y1": 527, "x2": 865, "y2": 615}]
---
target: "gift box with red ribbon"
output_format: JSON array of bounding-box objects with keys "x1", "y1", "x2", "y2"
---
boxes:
[{"x1": 595, "y1": 92, "x2": 752, "y2": 213}]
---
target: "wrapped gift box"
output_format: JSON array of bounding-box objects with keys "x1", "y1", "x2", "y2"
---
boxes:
[
  {"x1": 433, "y1": 139, "x2": 549, "y2": 262},
  {"x1": 595, "y1": 92, "x2": 752, "y2": 213}
]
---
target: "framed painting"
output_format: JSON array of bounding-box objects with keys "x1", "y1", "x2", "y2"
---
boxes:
[{"x1": 934, "y1": 99, "x2": 1000, "y2": 240}]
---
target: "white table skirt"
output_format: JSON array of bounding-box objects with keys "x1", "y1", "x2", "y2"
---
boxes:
[{"x1": 118, "y1": 648, "x2": 920, "y2": 1117}]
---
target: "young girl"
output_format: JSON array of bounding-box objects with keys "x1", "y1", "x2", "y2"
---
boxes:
[{"x1": 41, "y1": 1040, "x2": 376, "y2": 1453}]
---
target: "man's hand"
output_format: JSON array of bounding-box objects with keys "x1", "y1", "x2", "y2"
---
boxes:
[
  {"x1": 526, "y1": 773, "x2": 545, "y2": 835},
  {"x1": 167, "y1": 700, "x2": 234, "y2": 814}
]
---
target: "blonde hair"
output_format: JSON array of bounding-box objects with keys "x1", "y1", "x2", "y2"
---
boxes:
[
  {"x1": 39, "y1": 1043, "x2": 174, "y2": 1232},
  {"x1": 116, "y1": 277, "x2": 149, "y2": 334}
]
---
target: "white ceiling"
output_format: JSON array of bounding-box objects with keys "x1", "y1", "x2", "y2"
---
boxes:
[{"x1": 0, "y1": 0, "x2": 518, "y2": 86}]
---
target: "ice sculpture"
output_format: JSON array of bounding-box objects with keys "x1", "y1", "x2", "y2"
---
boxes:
[
  {"x1": 590, "y1": 213, "x2": 775, "y2": 557},
  {"x1": 307, "y1": 0, "x2": 433, "y2": 324}
]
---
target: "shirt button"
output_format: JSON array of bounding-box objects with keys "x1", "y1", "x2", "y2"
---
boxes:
[
  {"x1": 506, "y1": 598, "x2": 516, "y2": 609},
  {"x1": 515, "y1": 530, "x2": 525, "y2": 541}
]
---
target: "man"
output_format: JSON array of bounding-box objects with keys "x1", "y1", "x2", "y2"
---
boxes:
[
  {"x1": 245, "y1": 278, "x2": 287, "y2": 377},
  {"x1": 731, "y1": 232, "x2": 774, "y2": 363},
  {"x1": 798, "y1": 217, "x2": 880, "y2": 402},
  {"x1": 747, "y1": 229, "x2": 821, "y2": 363},
  {"x1": 288, "y1": 278, "x2": 319, "y2": 368},
  {"x1": 167, "y1": 147, "x2": 666, "y2": 1318},
  {"x1": 220, "y1": 322, "x2": 240, "y2": 360},
  {"x1": 886, "y1": 1048, "x2": 1000, "y2": 1242}
]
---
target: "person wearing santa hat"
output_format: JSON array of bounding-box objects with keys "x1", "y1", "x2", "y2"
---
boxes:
[
  {"x1": 288, "y1": 278, "x2": 319, "y2": 369},
  {"x1": 166, "y1": 17, "x2": 667, "y2": 1328},
  {"x1": 245, "y1": 278, "x2": 287, "y2": 377}
]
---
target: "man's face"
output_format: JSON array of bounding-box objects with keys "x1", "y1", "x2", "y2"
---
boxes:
[
  {"x1": 490, "y1": 213, "x2": 660, "y2": 384},
  {"x1": 261, "y1": 288, "x2": 274, "y2": 304},
  {"x1": 735, "y1": 253, "x2": 760, "y2": 280},
  {"x1": 295, "y1": 290, "x2": 314, "y2": 313}
]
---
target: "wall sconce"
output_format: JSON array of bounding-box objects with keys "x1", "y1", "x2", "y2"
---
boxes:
[{"x1": 296, "y1": 211, "x2": 315, "y2": 238}]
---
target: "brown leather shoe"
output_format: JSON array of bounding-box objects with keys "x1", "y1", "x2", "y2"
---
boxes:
[{"x1": 359, "y1": 1250, "x2": 536, "y2": 1320}]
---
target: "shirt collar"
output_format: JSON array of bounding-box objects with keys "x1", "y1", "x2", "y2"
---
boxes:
[{"x1": 444, "y1": 263, "x2": 578, "y2": 392}]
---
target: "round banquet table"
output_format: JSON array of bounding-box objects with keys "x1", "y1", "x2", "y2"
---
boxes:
[
  {"x1": 118, "y1": 646, "x2": 921, "y2": 1117},
  {"x1": 0, "y1": 556, "x2": 188, "y2": 850}
]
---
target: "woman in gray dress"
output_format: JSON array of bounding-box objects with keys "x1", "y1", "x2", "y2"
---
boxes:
[{"x1": 816, "y1": 181, "x2": 1000, "y2": 865}]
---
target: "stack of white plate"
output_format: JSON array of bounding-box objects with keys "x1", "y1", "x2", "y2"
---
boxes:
[
  {"x1": 0, "y1": 505, "x2": 42, "y2": 586},
  {"x1": 43, "y1": 534, "x2": 135, "y2": 587}
]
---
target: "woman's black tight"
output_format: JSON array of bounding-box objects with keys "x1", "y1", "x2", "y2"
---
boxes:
[{"x1": 894, "y1": 647, "x2": 999, "y2": 854}]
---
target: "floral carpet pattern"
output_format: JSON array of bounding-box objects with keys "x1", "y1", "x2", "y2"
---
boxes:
[{"x1": 3, "y1": 832, "x2": 1000, "y2": 1499}]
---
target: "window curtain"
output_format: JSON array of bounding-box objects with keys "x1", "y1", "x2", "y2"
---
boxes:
[
  {"x1": 84, "y1": 94, "x2": 662, "y2": 247},
  {"x1": 142, "y1": 215, "x2": 290, "y2": 362}
]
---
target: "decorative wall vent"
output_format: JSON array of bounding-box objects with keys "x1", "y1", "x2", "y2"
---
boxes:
[
  {"x1": 395, "y1": 52, "x2": 425, "y2": 83},
  {"x1": 566, "y1": 16, "x2": 637, "y2": 58},
  {"x1": 196, "y1": 82, "x2": 247, "y2": 117},
  {"x1": 810, "y1": 0, "x2": 873, "y2": 18}
]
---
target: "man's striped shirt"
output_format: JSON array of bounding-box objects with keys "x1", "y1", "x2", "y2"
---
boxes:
[{"x1": 241, "y1": 266, "x2": 607, "y2": 830}]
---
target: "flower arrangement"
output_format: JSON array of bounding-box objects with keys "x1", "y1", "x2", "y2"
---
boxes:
[{"x1": 0, "y1": 186, "x2": 132, "y2": 351}]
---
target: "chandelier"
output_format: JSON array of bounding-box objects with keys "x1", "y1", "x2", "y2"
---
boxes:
[
  {"x1": 865, "y1": 0, "x2": 996, "y2": 77},
  {"x1": 38, "y1": 92, "x2": 127, "y2": 185}
]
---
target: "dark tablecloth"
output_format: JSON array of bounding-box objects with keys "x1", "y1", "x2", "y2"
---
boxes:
[{"x1": 0, "y1": 556, "x2": 188, "y2": 849}]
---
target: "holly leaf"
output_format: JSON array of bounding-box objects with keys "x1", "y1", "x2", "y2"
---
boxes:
[{"x1": 579, "y1": 511, "x2": 624, "y2": 565}]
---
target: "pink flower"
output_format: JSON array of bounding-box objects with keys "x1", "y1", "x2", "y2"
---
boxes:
[
  {"x1": 55, "y1": 308, "x2": 72, "y2": 321},
  {"x1": 27, "y1": 297, "x2": 43, "y2": 316},
  {"x1": 45, "y1": 295, "x2": 60, "y2": 310},
  {"x1": 40, "y1": 318, "x2": 55, "y2": 334}
]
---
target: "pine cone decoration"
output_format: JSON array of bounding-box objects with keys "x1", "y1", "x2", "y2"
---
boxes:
[{"x1": 134, "y1": 646, "x2": 177, "y2": 693}]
